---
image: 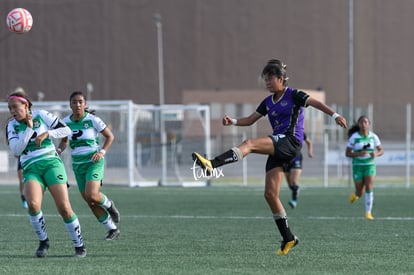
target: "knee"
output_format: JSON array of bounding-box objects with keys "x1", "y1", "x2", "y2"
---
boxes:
[
  {"x1": 242, "y1": 138, "x2": 254, "y2": 149},
  {"x1": 27, "y1": 200, "x2": 41, "y2": 213},
  {"x1": 57, "y1": 205, "x2": 73, "y2": 220},
  {"x1": 82, "y1": 191, "x2": 100, "y2": 205},
  {"x1": 264, "y1": 189, "x2": 276, "y2": 202}
]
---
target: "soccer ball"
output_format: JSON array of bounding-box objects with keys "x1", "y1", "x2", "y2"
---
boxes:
[{"x1": 6, "y1": 8, "x2": 33, "y2": 34}]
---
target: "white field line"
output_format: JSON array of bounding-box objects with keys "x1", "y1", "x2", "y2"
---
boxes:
[{"x1": 1, "y1": 213, "x2": 414, "y2": 221}]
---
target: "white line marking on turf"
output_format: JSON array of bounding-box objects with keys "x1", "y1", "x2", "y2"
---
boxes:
[{"x1": 2, "y1": 213, "x2": 414, "y2": 221}]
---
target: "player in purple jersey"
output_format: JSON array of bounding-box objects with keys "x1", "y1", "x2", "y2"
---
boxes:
[{"x1": 193, "y1": 59, "x2": 347, "y2": 255}]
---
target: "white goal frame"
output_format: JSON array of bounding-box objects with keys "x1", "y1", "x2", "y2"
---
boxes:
[{"x1": 0, "y1": 101, "x2": 210, "y2": 187}]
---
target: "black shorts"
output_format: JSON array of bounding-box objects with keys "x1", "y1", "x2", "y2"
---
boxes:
[
  {"x1": 265, "y1": 134, "x2": 301, "y2": 172},
  {"x1": 285, "y1": 153, "x2": 303, "y2": 172}
]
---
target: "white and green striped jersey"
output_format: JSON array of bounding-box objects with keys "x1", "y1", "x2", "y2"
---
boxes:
[
  {"x1": 63, "y1": 112, "x2": 106, "y2": 164},
  {"x1": 347, "y1": 131, "x2": 381, "y2": 165},
  {"x1": 7, "y1": 109, "x2": 70, "y2": 169}
]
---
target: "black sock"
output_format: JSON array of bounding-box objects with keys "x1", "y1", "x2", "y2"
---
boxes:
[
  {"x1": 275, "y1": 217, "x2": 294, "y2": 241},
  {"x1": 211, "y1": 149, "x2": 239, "y2": 168},
  {"x1": 289, "y1": 184, "x2": 299, "y2": 200}
]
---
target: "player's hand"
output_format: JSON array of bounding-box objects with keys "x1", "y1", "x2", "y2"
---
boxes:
[
  {"x1": 222, "y1": 115, "x2": 233, "y2": 126},
  {"x1": 25, "y1": 109, "x2": 33, "y2": 129},
  {"x1": 91, "y1": 151, "x2": 104, "y2": 162},
  {"x1": 335, "y1": 116, "x2": 347, "y2": 128},
  {"x1": 35, "y1": 132, "x2": 48, "y2": 147}
]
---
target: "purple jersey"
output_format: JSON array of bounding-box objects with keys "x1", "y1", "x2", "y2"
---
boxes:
[{"x1": 256, "y1": 87, "x2": 309, "y2": 143}]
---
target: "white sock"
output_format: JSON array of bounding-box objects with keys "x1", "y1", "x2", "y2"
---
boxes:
[
  {"x1": 29, "y1": 211, "x2": 48, "y2": 241},
  {"x1": 101, "y1": 214, "x2": 117, "y2": 231},
  {"x1": 272, "y1": 211, "x2": 287, "y2": 220},
  {"x1": 365, "y1": 191, "x2": 374, "y2": 213},
  {"x1": 64, "y1": 215, "x2": 84, "y2": 247},
  {"x1": 100, "y1": 194, "x2": 112, "y2": 209}
]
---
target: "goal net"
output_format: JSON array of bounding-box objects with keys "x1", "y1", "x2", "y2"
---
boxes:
[{"x1": 0, "y1": 101, "x2": 211, "y2": 187}]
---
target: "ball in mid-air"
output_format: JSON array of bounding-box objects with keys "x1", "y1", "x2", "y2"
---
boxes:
[{"x1": 6, "y1": 8, "x2": 33, "y2": 34}]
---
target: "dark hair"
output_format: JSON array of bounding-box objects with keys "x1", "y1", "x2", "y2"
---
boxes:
[
  {"x1": 347, "y1": 115, "x2": 370, "y2": 138},
  {"x1": 6, "y1": 89, "x2": 32, "y2": 144},
  {"x1": 261, "y1": 59, "x2": 289, "y2": 86},
  {"x1": 7, "y1": 90, "x2": 33, "y2": 109},
  {"x1": 69, "y1": 91, "x2": 85, "y2": 102},
  {"x1": 69, "y1": 91, "x2": 96, "y2": 114}
]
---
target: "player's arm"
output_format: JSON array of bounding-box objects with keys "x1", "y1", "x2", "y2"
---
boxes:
[
  {"x1": 372, "y1": 144, "x2": 384, "y2": 158},
  {"x1": 306, "y1": 97, "x2": 347, "y2": 129},
  {"x1": 222, "y1": 112, "x2": 262, "y2": 126},
  {"x1": 7, "y1": 125, "x2": 34, "y2": 156},
  {"x1": 99, "y1": 127, "x2": 114, "y2": 153},
  {"x1": 35, "y1": 112, "x2": 71, "y2": 147},
  {"x1": 345, "y1": 146, "x2": 366, "y2": 158},
  {"x1": 56, "y1": 137, "x2": 69, "y2": 155},
  {"x1": 305, "y1": 136, "x2": 313, "y2": 158}
]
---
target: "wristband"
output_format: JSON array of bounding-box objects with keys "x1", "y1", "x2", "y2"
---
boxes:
[
  {"x1": 332, "y1": 113, "x2": 340, "y2": 120},
  {"x1": 99, "y1": 149, "x2": 106, "y2": 155},
  {"x1": 231, "y1": 118, "x2": 238, "y2": 125}
]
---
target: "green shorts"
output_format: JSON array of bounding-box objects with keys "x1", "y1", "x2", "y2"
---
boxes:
[
  {"x1": 352, "y1": 164, "x2": 376, "y2": 182},
  {"x1": 23, "y1": 157, "x2": 68, "y2": 189},
  {"x1": 72, "y1": 159, "x2": 104, "y2": 192}
]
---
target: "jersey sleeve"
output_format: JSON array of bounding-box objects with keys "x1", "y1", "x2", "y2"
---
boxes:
[
  {"x1": 255, "y1": 98, "x2": 268, "y2": 116},
  {"x1": 373, "y1": 133, "x2": 381, "y2": 147},
  {"x1": 91, "y1": 115, "x2": 107, "y2": 132},
  {"x1": 292, "y1": 90, "x2": 310, "y2": 107},
  {"x1": 346, "y1": 134, "x2": 356, "y2": 148},
  {"x1": 36, "y1": 110, "x2": 70, "y2": 138},
  {"x1": 37, "y1": 110, "x2": 59, "y2": 128}
]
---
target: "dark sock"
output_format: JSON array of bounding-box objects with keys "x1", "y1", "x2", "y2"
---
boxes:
[
  {"x1": 289, "y1": 184, "x2": 299, "y2": 200},
  {"x1": 275, "y1": 217, "x2": 294, "y2": 241},
  {"x1": 211, "y1": 149, "x2": 239, "y2": 168}
]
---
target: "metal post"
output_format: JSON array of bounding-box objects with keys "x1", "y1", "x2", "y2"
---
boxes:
[
  {"x1": 324, "y1": 132, "x2": 328, "y2": 187},
  {"x1": 153, "y1": 13, "x2": 167, "y2": 185},
  {"x1": 128, "y1": 100, "x2": 134, "y2": 187},
  {"x1": 406, "y1": 103, "x2": 411, "y2": 188},
  {"x1": 348, "y1": 0, "x2": 354, "y2": 124}
]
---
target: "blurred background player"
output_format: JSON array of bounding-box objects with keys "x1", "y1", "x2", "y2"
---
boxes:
[
  {"x1": 59, "y1": 91, "x2": 120, "y2": 240},
  {"x1": 285, "y1": 133, "x2": 313, "y2": 209},
  {"x1": 346, "y1": 115, "x2": 383, "y2": 220}
]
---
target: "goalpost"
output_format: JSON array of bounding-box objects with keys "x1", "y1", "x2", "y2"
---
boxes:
[{"x1": 0, "y1": 101, "x2": 211, "y2": 187}]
